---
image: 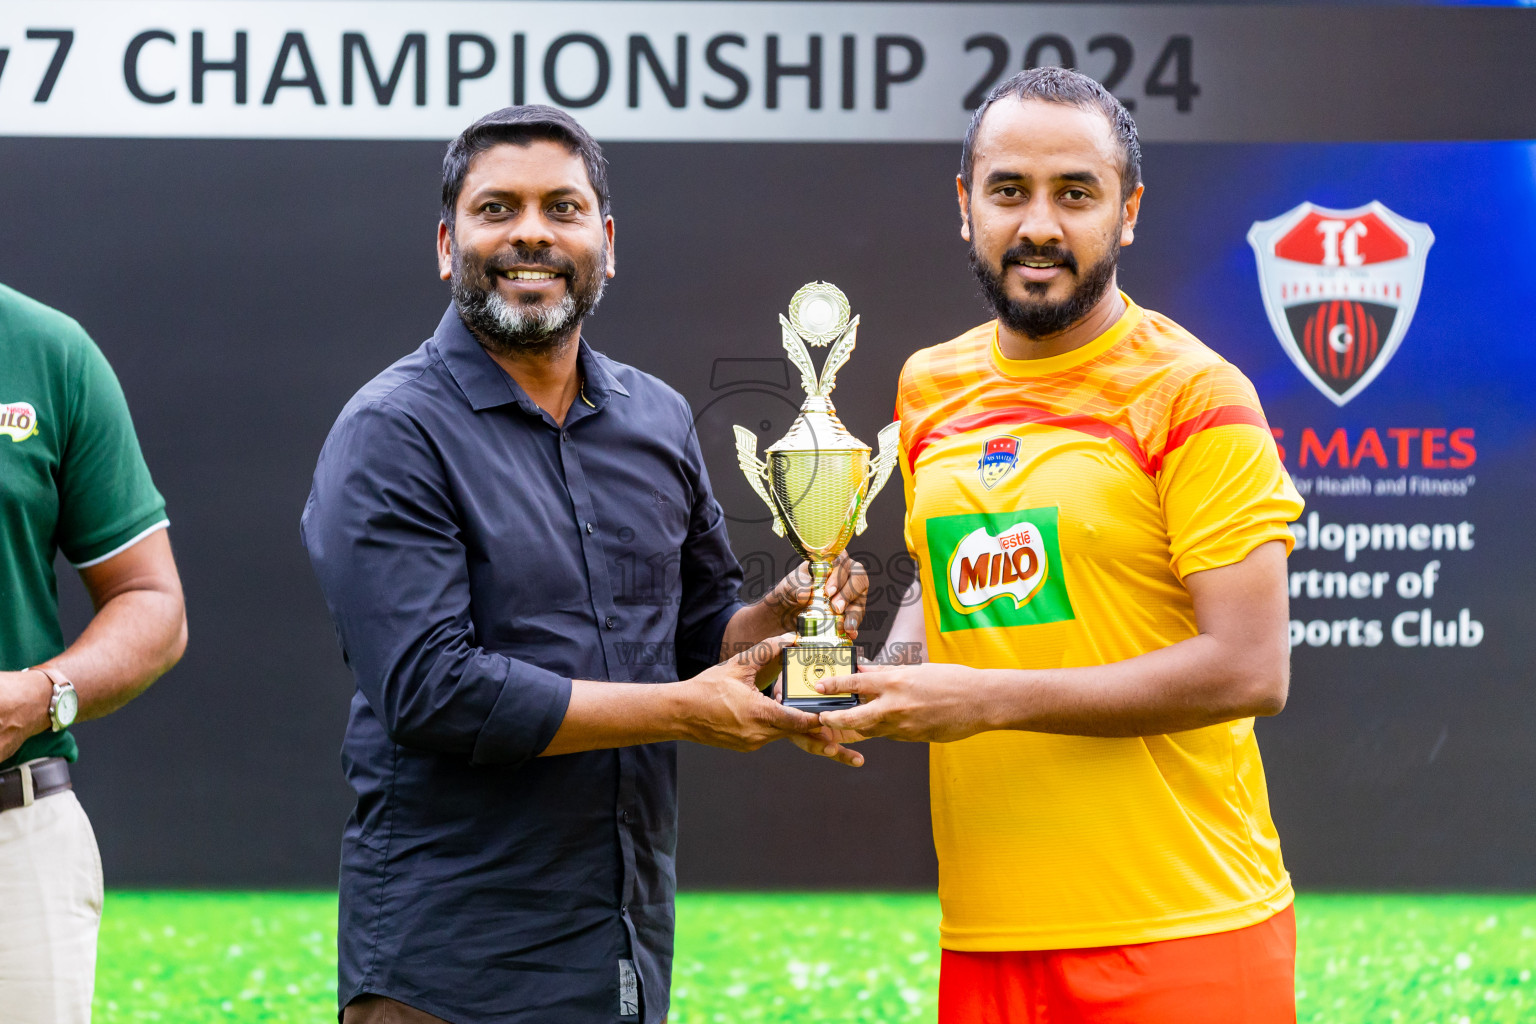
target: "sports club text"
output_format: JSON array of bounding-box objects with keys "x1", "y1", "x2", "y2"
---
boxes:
[{"x1": 1287, "y1": 511, "x2": 1484, "y2": 651}]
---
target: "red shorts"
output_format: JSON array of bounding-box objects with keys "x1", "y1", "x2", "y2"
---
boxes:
[{"x1": 938, "y1": 905, "x2": 1296, "y2": 1024}]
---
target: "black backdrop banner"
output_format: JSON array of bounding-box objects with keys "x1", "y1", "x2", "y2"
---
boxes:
[{"x1": 0, "y1": 3, "x2": 1531, "y2": 889}]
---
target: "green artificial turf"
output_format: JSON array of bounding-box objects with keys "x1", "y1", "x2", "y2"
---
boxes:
[{"x1": 93, "y1": 891, "x2": 1536, "y2": 1023}]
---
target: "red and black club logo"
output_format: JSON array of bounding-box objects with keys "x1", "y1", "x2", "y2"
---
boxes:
[{"x1": 1248, "y1": 202, "x2": 1433, "y2": 406}]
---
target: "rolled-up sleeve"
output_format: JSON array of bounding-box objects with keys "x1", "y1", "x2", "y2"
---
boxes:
[{"x1": 302, "y1": 400, "x2": 571, "y2": 765}]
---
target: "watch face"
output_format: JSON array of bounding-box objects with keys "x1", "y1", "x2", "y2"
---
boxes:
[{"x1": 55, "y1": 686, "x2": 78, "y2": 728}]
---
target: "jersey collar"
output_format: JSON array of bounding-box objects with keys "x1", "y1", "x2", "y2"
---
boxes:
[{"x1": 989, "y1": 292, "x2": 1143, "y2": 379}]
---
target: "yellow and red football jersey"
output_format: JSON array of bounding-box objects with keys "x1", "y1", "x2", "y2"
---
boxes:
[{"x1": 897, "y1": 295, "x2": 1304, "y2": 952}]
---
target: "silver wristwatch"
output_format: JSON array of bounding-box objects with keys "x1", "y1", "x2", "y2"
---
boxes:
[{"x1": 33, "y1": 666, "x2": 79, "y2": 732}]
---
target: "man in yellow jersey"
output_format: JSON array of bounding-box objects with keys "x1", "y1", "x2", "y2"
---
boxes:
[{"x1": 817, "y1": 67, "x2": 1304, "y2": 1023}]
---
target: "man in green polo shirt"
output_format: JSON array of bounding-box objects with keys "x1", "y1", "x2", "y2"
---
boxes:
[{"x1": 0, "y1": 282, "x2": 187, "y2": 1023}]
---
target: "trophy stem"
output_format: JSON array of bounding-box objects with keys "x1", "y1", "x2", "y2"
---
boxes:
[
  {"x1": 782, "y1": 558, "x2": 858, "y2": 711},
  {"x1": 796, "y1": 560, "x2": 845, "y2": 643}
]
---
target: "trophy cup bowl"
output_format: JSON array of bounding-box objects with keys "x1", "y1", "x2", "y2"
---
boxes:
[{"x1": 733, "y1": 283, "x2": 901, "y2": 710}]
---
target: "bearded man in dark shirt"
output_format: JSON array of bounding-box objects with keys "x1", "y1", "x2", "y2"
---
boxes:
[{"x1": 303, "y1": 105, "x2": 862, "y2": 1024}]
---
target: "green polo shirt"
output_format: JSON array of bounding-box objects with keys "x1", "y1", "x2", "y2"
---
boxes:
[{"x1": 0, "y1": 283, "x2": 167, "y2": 771}]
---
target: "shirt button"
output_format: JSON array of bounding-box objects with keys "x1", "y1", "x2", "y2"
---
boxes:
[
  {"x1": 561, "y1": 430, "x2": 570, "y2": 442},
  {"x1": 605, "y1": 616, "x2": 616, "y2": 629},
  {"x1": 586, "y1": 522, "x2": 594, "y2": 534},
  {"x1": 621, "y1": 810, "x2": 631, "y2": 823}
]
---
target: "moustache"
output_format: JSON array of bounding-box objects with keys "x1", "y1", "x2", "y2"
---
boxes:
[
  {"x1": 1000, "y1": 243, "x2": 1079, "y2": 275},
  {"x1": 481, "y1": 248, "x2": 579, "y2": 279}
]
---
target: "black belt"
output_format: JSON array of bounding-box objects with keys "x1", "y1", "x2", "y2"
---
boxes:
[{"x1": 0, "y1": 757, "x2": 72, "y2": 813}]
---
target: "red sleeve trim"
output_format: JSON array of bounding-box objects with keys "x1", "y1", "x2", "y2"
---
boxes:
[{"x1": 1150, "y1": 405, "x2": 1269, "y2": 473}]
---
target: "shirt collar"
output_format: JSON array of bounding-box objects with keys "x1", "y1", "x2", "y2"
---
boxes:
[
  {"x1": 988, "y1": 291, "x2": 1143, "y2": 379},
  {"x1": 579, "y1": 342, "x2": 630, "y2": 404},
  {"x1": 434, "y1": 304, "x2": 629, "y2": 415}
]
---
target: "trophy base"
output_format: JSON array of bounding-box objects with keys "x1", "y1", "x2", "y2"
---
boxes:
[{"x1": 780, "y1": 644, "x2": 858, "y2": 711}]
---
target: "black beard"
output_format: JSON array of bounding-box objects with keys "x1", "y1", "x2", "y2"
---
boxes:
[
  {"x1": 969, "y1": 236, "x2": 1119, "y2": 340},
  {"x1": 450, "y1": 241, "x2": 607, "y2": 358}
]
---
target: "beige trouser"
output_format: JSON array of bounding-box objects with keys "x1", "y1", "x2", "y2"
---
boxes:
[{"x1": 0, "y1": 789, "x2": 103, "y2": 1024}]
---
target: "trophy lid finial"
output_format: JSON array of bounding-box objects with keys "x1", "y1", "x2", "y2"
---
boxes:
[{"x1": 786, "y1": 282, "x2": 851, "y2": 348}]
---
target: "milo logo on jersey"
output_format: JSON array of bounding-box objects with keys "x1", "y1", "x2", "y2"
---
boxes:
[
  {"x1": 925, "y1": 506, "x2": 1074, "y2": 633},
  {"x1": 1, "y1": 402, "x2": 39, "y2": 442}
]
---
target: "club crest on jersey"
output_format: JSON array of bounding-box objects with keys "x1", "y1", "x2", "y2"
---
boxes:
[
  {"x1": 977, "y1": 435, "x2": 1020, "y2": 489},
  {"x1": 924, "y1": 507, "x2": 1075, "y2": 633},
  {"x1": 1247, "y1": 201, "x2": 1433, "y2": 406},
  {"x1": 0, "y1": 402, "x2": 39, "y2": 443}
]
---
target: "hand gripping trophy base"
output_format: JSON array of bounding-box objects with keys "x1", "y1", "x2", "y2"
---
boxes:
[
  {"x1": 780, "y1": 559, "x2": 859, "y2": 711},
  {"x1": 731, "y1": 283, "x2": 902, "y2": 713}
]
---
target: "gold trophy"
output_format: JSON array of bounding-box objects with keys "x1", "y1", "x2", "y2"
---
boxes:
[{"x1": 734, "y1": 282, "x2": 901, "y2": 709}]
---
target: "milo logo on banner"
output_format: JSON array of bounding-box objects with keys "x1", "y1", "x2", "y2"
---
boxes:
[{"x1": 925, "y1": 507, "x2": 1074, "y2": 633}]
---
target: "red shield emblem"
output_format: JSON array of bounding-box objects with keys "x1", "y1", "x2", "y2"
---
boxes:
[{"x1": 1247, "y1": 201, "x2": 1433, "y2": 406}]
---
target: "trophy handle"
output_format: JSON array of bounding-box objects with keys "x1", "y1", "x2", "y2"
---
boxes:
[
  {"x1": 854, "y1": 421, "x2": 902, "y2": 536},
  {"x1": 779, "y1": 316, "x2": 822, "y2": 396},
  {"x1": 732, "y1": 425, "x2": 787, "y2": 537}
]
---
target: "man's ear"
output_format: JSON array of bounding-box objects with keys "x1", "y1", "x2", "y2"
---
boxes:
[
  {"x1": 437, "y1": 220, "x2": 453, "y2": 281},
  {"x1": 955, "y1": 174, "x2": 972, "y2": 243},
  {"x1": 1120, "y1": 184, "x2": 1144, "y2": 248},
  {"x1": 604, "y1": 215, "x2": 616, "y2": 279}
]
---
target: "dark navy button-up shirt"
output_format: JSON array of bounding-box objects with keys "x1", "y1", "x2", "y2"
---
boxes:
[{"x1": 302, "y1": 307, "x2": 743, "y2": 1023}]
